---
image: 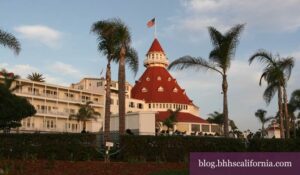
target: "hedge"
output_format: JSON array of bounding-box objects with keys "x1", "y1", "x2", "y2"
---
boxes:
[
  {"x1": 0, "y1": 133, "x2": 100, "y2": 161},
  {"x1": 248, "y1": 138, "x2": 300, "y2": 152},
  {"x1": 120, "y1": 136, "x2": 246, "y2": 162},
  {"x1": 2, "y1": 134, "x2": 300, "y2": 162}
]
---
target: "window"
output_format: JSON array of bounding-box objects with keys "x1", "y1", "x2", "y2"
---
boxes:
[
  {"x1": 97, "y1": 82, "x2": 103, "y2": 87},
  {"x1": 191, "y1": 124, "x2": 200, "y2": 132},
  {"x1": 138, "y1": 103, "x2": 143, "y2": 109},
  {"x1": 70, "y1": 109, "x2": 75, "y2": 114},
  {"x1": 146, "y1": 77, "x2": 150, "y2": 81},
  {"x1": 149, "y1": 104, "x2": 151, "y2": 109},
  {"x1": 129, "y1": 102, "x2": 135, "y2": 108},
  {"x1": 45, "y1": 119, "x2": 56, "y2": 129},
  {"x1": 142, "y1": 87, "x2": 148, "y2": 93},
  {"x1": 173, "y1": 88, "x2": 178, "y2": 93},
  {"x1": 157, "y1": 76, "x2": 162, "y2": 81},
  {"x1": 158, "y1": 86, "x2": 164, "y2": 92},
  {"x1": 202, "y1": 125, "x2": 210, "y2": 132},
  {"x1": 168, "y1": 77, "x2": 171, "y2": 81},
  {"x1": 211, "y1": 125, "x2": 219, "y2": 133},
  {"x1": 94, "y1": 98, "x2": 98, "y2": 102}
]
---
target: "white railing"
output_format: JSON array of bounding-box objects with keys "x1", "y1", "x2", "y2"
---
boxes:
[{"x1": 15, "y1": 91, "x2": 103, "y2": 105}]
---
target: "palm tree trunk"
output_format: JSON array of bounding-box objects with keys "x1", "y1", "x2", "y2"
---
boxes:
[
  {"x1": 283, "y1": 86, "x2": 290, "y2": 138},
  {"x1": 118, "y1": 46, "x2": 126, "y2": 135},
  {"x1": 83, "y1": 121, "x2": 86, "y2": 131},
  {"x1": 261, "y1": 124, "x2": 264, "y2": 138},
  {"x1": 278, "y1": 86, "x2": 285, "y2": 139},
  {"x1": 222, "y1": 75, "x2": 229, "y2": 137},
  {"x1": 104, "y1": 60, "x2": 112, "y2": 142},
  {"x1": 293, "y1": 116, "x2": 296, "y2": 138}
]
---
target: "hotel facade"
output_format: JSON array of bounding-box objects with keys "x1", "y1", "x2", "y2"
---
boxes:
[{"x1": 6, "y1": 38, "x2": 218, "y2": 135}]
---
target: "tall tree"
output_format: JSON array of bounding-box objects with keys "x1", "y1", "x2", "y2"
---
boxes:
[
  {"x1": 112, "y1": 19, "x2": 138, "y2": 136},
  {"x1": 162, "y1": 109, "x2": 181, "y2": 132},
  {"x1": 0, "y1": 71, "x2": 36, "y2": 133},
  {"x1": 289, "y1": 89, "x2": 300, "y2": 138},
  {"x1": 249, "y1": 50, "x2": 294, "y2": 138},
  {"x1": 91, "y1": 20, "x2": 118, "y2": 142},
  {"x1": 254, "y1": 109, "x2": 273, "y2": 137},
  {"x1": 91, "y1": 18, "x2": 138, "y2": 141},
  {"x1": 27, "y1": 72, "x2": 45, "y2": 82},
  {"x1": 168, "y1": 24, "x2": 245, "y2": 137},
  {"x1": 0, "y1": 29, "x2": 21, "y2": 55},
  {"x1": 69, "y1": 101, "x2": 100, "y2": 133}
]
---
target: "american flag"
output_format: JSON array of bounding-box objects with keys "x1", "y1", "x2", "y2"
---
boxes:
[{"x1": 147, "y1": 18, "x2": 155, "y2": 28}]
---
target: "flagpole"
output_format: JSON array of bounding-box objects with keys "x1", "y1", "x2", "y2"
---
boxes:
[{"x1": 154, "y1": 18, "x2": 157, "y2": 38}]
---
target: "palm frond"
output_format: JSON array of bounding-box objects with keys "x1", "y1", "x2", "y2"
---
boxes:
[
  {"x1": 263, "y1": 82, "x2": 279, "y2": 105},
  {"x1": 249, "y1": 49, "x2": 277, "y2": 66},
  {"x1": 278, "y1": 57, "x2": 294, "y2": 81},
  {"x1": 0, "y1": 29, "x2": 21, "y2": 55},
  {"x1": 207, "y1": 26, "x2": 223, "y2": 47},
  {"x1": 168, "y1": 55, "x2": 223, "y2": 75},
  {"x1": 125, "y1": 47, "x2": 139, "y2": 76}
]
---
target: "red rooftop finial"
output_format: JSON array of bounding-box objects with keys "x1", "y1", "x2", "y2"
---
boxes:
[{"x1": 147, "y1": 38, "x2": 164, "y2": 54}]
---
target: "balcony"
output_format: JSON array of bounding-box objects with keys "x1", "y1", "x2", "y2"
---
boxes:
[
  {"x1": 36, "y1": 109, "x2": 70, "y2": 117},
  {"x1": 15, "y1": 91, "x2": 103, "y2": 106}
]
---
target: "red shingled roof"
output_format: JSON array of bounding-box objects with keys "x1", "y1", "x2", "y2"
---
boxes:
[
  {"x1": 156, "y1": 111, "x2": 208, "y2": 123},
  {"x1": 131, "y1": 66, "x2": 193, "y2": 104},
  {"x1": 147, "y1": 38, "x2": 164, "y2": 53}
]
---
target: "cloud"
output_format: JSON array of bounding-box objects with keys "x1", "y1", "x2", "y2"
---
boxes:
[
  {"x1": 49, "y1": 61, "x2": 81, "y2": 77},
  {"x1": 167, "y1": 0, "x2": 300, "y2": 37},
  {"x1": 0, "y1": 63, "x2": 69, "y2": 86},
  {"x1": 0, "y1": 63, "x2": 38, "y2": 78},
  {"x1": 14, "y1": 25, "x2": 62, "y2": 48}
]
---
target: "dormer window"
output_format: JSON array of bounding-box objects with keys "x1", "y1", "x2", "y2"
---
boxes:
[
  {"x1": 168, "y1": 77, "x2": 171, "y2": 81},
  {"x1": 146, "y1": 77, "x2": 150, "y2": 81},
  {"x1": 142, "y1": 87, "x2": 148, "y2": 93},
  {"x1": 157, "y1": 76, "x2": 162, "y2": 81},
  {"x1": 158, "y1": 86, "x2": 164, "y2": 92},
  {"x1": 173, "y1": 88, "x2": 178, "y2": 93}
]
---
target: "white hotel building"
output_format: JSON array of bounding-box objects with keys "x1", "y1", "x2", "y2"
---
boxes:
[{"x1": 8, "y1": 38, "x2": 218, "y2": 135}]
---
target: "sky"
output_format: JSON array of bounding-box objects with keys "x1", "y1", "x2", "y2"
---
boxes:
[{"x1": 1, "y1": 0, "x2": 300, "y2": 132}]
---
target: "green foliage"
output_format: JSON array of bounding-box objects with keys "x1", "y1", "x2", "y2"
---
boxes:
[
  {"x1": 120, "y1": 136, "x2": 246, "y2": 162},
  {"x1": 27, "y1": 72, "x2": 45, "y2": 82},
  {"x1": 0, "y1": 29, "x2": 21, "y2": 55},
  {"x1": 69, "y1": 101, "x2": 100, "y2": 132},
  {"x1": 0, "y1": 134, "x2": 100, "y2": 161},
  {"x1": 248, "y1": 139, "x2": 300, "y2": 152},
  {"x1": 0, "y1": 71, "x2": 36, "y2": 131},
  {"x1": 162, "y1": 109, "x2": 181, "y2": 130}
]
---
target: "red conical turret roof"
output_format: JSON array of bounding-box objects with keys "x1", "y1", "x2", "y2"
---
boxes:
[
  {"x1": 131, "y1": 66, "x2": 193, "y2": 104},
  {"x1": 147, "y1": 38, "x2": 164, "y2": 54}
]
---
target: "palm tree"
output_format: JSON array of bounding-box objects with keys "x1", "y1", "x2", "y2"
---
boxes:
[
  {"x1": 0, "y1": 29, "x2": 21, "y2": 55},
  {"x1": 91, "y1": 19, "x2": 119, "y2": 142},
  {"x1": 168, "y1": 24, "x2": 245, "y2": 137},
  {"x1": 289, "y1": 89, "x2": 300, "y2": 138},
  {"x1": 91, "y1": 18, "x2": 138, "y2": 141},
  {"x1": 27, "y1": 72, "x2": 45, "y2": 82},
  {"x1": 249, "y1": 50, "x2": 294, "y2": 138},
  {"x1": 111, "y1": 19, "x2": 138, "y2": 136},
  {"x1": 69, "y1": 101, "x2": 100, "y2": 133},
  {"x1": 207, "y1": 111, "x2": 224, "y2": 135},
  {"x1": 162, "y1": 109, "x2": 181, "y2": 132},
  {"x1": 254, "y1": 109, "x2": 273, "y2": 137}
]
